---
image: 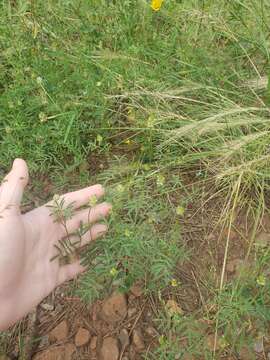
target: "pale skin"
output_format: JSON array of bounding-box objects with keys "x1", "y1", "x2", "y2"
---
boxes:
[{"x1": 0, "y1": 159, "x2": 111, "y2": 331}]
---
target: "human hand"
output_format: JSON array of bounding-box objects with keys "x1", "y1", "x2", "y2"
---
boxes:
[{"x1": 0, "y1": 159, "x2": 111, "y2": 330}]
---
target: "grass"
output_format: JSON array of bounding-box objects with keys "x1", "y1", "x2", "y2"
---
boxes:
[{"x1": 1, "y1": 0, "x2": 270, "y2": 358}]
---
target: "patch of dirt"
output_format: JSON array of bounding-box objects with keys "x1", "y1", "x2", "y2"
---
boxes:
[{"x1": 3, "y1": 284, "x2": 159, "y2": 360}]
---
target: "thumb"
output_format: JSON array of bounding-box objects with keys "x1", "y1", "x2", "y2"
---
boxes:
[{"x1": 0, "y1": 159, "x2": 29, "y2": 212}]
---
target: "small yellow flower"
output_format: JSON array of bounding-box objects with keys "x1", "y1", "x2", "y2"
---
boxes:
[
  {"x1": 110, "y1": 267, "x2": 118, "y2": 277},
  {"x1": 147, "y1": 214, "x2": 156, "y2": 223},
  {"x1": 36, "y1": 76, "x2": 43, "y2": 85},
  {"x1": 176, "y1": 205, "x2": 185, "y2": 216},
  {"x1": 147, "y1": 114, "x2": 155, "y2": 128},
  {"x1": 39, "y1": 112, "x2": 47, "y2": 123},
  {"x1": 124, "y1": 139, "x2": 132, "y2": 145},
  {"x1": 219, "y1": 335, "x2": 229, "y2": 350},
  {"x1": 156, "y1": 174, "x2": 165, "y2": 187},
  {"x1": 151, "y1": 0, "x2": 164, "y2": 11},
  {"x1": 124, "y1": 229, "x2": 131, "y2": 237},
  {"x1": 158, "y1": 335, "x2": 166, "y2": 346},
  {"x1": 53, "y1": 194, "x2": 60, "y2": 202},
  {"x1": 116, "y1": 184, "x2": 125, "y2": 193},
  {"x1": 127, "y1": 107, "x2": 136, "y2": 122},
  {"x1": 96, "y1": 134, "x2": 103, "y2": 145},
  {"x1": 257, "y1": 274, "x2": 266, "y2": 286},
  {"x1": 89, "y1": 195, "x2": 98, "y2": 207},
  {"x1": 170, "y1": 278, "x2": 178, "y2": 287}
]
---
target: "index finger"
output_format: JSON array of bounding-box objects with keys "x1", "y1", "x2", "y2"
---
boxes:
[
  {"x1": 0, "y1": 159, "x2": 29, "y2": 212},
  {"x1": 48, "y1": 184, "x2": 105, "y2": 210}
]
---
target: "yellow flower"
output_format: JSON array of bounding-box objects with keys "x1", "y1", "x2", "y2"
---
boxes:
[
  {"x1": 219, "y1": 335, "x2": 229, "y2": 350},
  {"x1": 96, "y1": 134, "x2": 103, "y2": 145},
  {"x1": 53, "y1": 194, "x2": 60, "y2": 202},
  {"x1": 147, "y1": 114, "x2": 155, "y2": 128},
  {"x1": 257, "y1": 274, "x2": 266, "y2": 286},
  {"x1": 124, "y1": 229, "x2": 131, "y2": 237},
  {"x1": 39, "y1": 112, "x2": 47, "y2": 123},
  {"x1": 170, "y1": 278, "x2": 178, "y2": 287},
  {"x1": 156, "y1": 174, "x2": 165, "y2": 187},
  {"x1": 116, "y1": 184, "x2": 125, "y2": 193},
  {"x1": 89, "y1": 195, "x2": 98, "y2": 207},
  {"x1": 110, "y1": 267, "x2": 118, "y2": 277},
  {"x1": 151, "y1": 0, "x2": 164, "y2": 11},
  {"x1": 176, "y1": 205, "x2": 185, "y2": 216},
  {"x1": 158, "y1": 335, "x2": 166, "y2": 346}
]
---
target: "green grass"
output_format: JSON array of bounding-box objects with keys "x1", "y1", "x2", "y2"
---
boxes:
[{"x1": 1, "y1": 0, "x2": 270, "y2": 358}]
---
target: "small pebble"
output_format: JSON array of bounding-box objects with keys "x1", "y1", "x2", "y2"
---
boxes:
[
  {"x1": 99, "y1": 337, "x2": 119, "y2": 360},
  {"x1": 40, "y1": 303, "x2": 54, "y2": 311},
  {"x1": 49, "y1": 320, "x2": 68, "y2": 342},
  {"x1": 127, "y1": 308, "x2": 137, "y2": 318},
  {"x1": 132, "y1": 328, "x2": 145, "y2": 352},
  {"x1": 119, "y1": 328, "x2": 130, "y2": 349},
  {"x1": 145, "y1": 326, "x2": 158, "y2": 337},
  {"x1": 74, "y1": 328, "x2": 90, "y2": 347},
  {"x1": 101, "y1": 292, "x2": 127, "y2": 324}
]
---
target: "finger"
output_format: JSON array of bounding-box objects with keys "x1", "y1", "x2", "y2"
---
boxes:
[
  {"x1": 0, "y1": 159, "x2": 29, "y2": 211},
  {"x1": 57, "y1": 261, "x2": 85, "y2": 286},
  {"x1": 70, "y1": 223, "x2": 108, "y2": 247},
  {"x1": 66, "y1": 202, "x2": 111, "y2": 234},
  {"x1": 61, "y1": 184, "x2": 105, "y2": 209}
]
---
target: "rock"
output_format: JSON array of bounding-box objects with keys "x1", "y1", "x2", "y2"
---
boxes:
[
  {"x1": 145, "y1": 326, "x2": 158, "y2": 337},
  {"x1": 119, "y1": 328, "x2": 130, "y2": 349},
  {"x1": 41, "y1": 303, "x2": 54, "y2": 311},
  {"x1": 74, "y1": 327, "x2": 90, "y2": 347},
  {"x1": 33, "y1": 343, "x2": 76, "y2": 360},
  {"x1": 253, "y1": 337, "x2": 264, "y2": 353},
  {"x1": 127, "y1": 307, "x2": 137, "y2": 318},
  {"x1": 101, "y1": 292, "x2": 127, "y2": 324},
  {"x1": 132, "y1": 328, "x2": 145, "y2": 352},
  {"x1": 90, "y1": 336, "x2": 98, "y2": 350},
  {"x1": 165, "y1": 300, "x2": 183, "y2": 316},
  {"x1": 99, "y1": 337, "x2": 119, "y2": 360},
  {"x1": 267, "y1": 352, "x2": 270, "y2": 360},
  {"x1": 130, "y1": 283, "x2": 143, "y2": 297},
  {"x1": 122, "y1": 357, "x2": 129, "y2": 360},
  {"x1": 49, "y1": 320, "x2": 68, "y2": 342}
]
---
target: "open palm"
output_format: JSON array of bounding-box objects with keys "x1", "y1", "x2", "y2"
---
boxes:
[{"x1": 0, "y1": 159, "x2": 111, "y2": 330}]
